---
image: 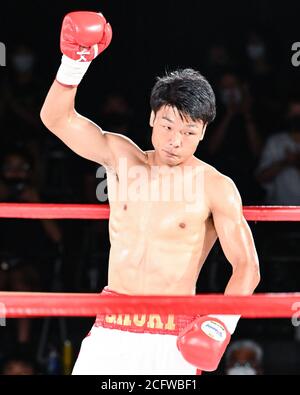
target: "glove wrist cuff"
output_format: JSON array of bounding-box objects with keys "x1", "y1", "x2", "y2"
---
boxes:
[
  {"x1": 208, "y1": 315, "x2": 241, "y2": 335},
  {"x1": 56, "y1": 55, "x2": 91, "y2": 86}
]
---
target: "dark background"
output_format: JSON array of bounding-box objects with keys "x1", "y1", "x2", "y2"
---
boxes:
[{"x1": 2, "y1": 0, "x2": 300, "y2": 123}]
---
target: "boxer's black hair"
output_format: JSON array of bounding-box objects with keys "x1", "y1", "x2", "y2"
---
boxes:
[{"x1": 150, "y1": 68, "x2": 216, "y2": 124}]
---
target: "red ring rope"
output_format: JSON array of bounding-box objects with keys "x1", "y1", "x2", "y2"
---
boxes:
[
  {"x1": 0, "y1": 292, "x2": 299, "y2": 318},
  {"x1": 1, "y1": 205, "x2": 299, "y2": 320},
  {"x1": 0, "y1": 203, "x2": 299, "y2": 221}
]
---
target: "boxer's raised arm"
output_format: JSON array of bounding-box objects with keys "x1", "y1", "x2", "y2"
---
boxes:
[
  {"x1": 41, "y1": 81, "x2": 115, "y2": 166},
  {"x1": 41, "y1": 11, "x2": 141, "y2": 169}
]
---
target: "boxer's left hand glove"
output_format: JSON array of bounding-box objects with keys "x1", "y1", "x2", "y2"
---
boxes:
[
  {"x1": 56, "y1": 11, "x2": 112, "y2": 87},
  {"x1": 177, "y1": 314, "x2": 240, "y2": 371}
]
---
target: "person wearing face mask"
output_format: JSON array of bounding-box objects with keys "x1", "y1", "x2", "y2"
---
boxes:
[
  {"x1": 12, "y1": 49, "x2": 36, "y2": 74},
  {"x1": 243, "y1": 31, "x2": 277, "y2": 131},
  {"x1": 206, "y1": 72, "x2": 262, "y2": 205},
  {"x1": 247, "y1": 43, "x2": 265, "y2": 61},
  {"x1": 225, "y1": 339, "x2": 263, "y2": 375},
  {"x1": 245, "y1": 31, "x2": 273, "y2": 83},
  {"x1": 256, "y1": 98, "x2": 300, "y2": 292},
  {"x1": 256, "y1": 98, "x2": 300, "y2": 205},
  {"x1": 245, "y1": 32, "x2": 268, "y2": 69},
  {"x1": 0, "y1": 44, "x2": 47, "y2": 189},
  {"x1": 0, "y1": 149, "x2": 62, "y2": 345},
  {"x1": 1, "y1": 45, "x2": 44, "y2": 152}
]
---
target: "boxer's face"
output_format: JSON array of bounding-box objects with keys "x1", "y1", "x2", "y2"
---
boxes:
[{"x1": 150, "y1": 105, "x2": 206, "y2": 166}]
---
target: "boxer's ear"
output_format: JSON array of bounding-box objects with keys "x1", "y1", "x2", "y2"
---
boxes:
[
  {"x1": 200, "y1": 123, "x2": 208, "y2": 141},
  {"x1": 149, "y1": 111, "x2": 156, "y2": 127}
]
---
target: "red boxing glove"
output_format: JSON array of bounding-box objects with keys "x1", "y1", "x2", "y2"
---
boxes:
[
  {"x1": 56, "y1": 11, "x2": 112, "y2": 86},
  {"x1": 177, "y1": 316, "x2": 233, "y2": 372},
  {"x1": 60, "y1": 11, "x2": 112, "y2": 61}
]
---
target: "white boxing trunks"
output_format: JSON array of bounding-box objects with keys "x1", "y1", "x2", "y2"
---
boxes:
[{"x1": 72, "y1": 287, "x2": 199, "y2": 375}]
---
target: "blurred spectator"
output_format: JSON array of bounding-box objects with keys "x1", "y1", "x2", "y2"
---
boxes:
[
  {"x1": 225, "y1": 339, "x2": 264, "y2": 375},
  {"x1": 0, "y1": 351, "x2": 40, "y2": 375},
  {"x1": 243, "y1": 30, "x2": 282, "y2": 136},
  {"x1": 1, "y1": 44, "x2": 46, "y2": 187},
  {"x1": 204, "y1": 44, "x2": 237, "y2": 82},
  {"x1": 255, "y1": 99, "x2": 300, "y2": 291},
  {"x1": 0, "y1": 148, "x2": 62, "y2": 343},
  {"x1": 206, "y1": 72, "x2": 262, "y2": 203},
  {"x1": 3, "y1": 44, "x2": 42, "y2": 134},
  {"x1": 97, "y1": 92, "x2": 134, "y2": 135},
  {"x1": 256, "y1": 98, "x2": 300, "y2": 205},
  {"x1": 245, "y1": 31, "x2": 271, "y2": 80},
  {"x1": 42, "y1": 138, "x2": 80, "y2": 202}
]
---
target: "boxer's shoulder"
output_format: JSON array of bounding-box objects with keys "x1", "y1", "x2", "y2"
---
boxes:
[
  {"x1": 194, "y1": 160, "x2": 225, "y2": 185},
  {"x1": 104, "y1": 131, "x2": 147, "y2": 164},
  {"x1": 202, "y1": 165, "x2": 240, "y2": 209}
]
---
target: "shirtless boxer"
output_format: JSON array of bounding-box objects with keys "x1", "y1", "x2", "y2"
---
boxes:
[{"x1": 40, "y1": 11, "x2": 260, "y2": 375}]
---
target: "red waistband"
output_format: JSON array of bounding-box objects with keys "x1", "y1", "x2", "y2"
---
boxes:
[{"x1": 94, "y1": 287, "x2": 195, "y2": 336}]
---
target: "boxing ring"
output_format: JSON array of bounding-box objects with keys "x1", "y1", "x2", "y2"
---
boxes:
[
  {"x1": 0, "y1": 203, "x2": 300, "y2": 373},
  {"x1": 0, "y1": 203, "x2": 300, "y2": 316}
]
